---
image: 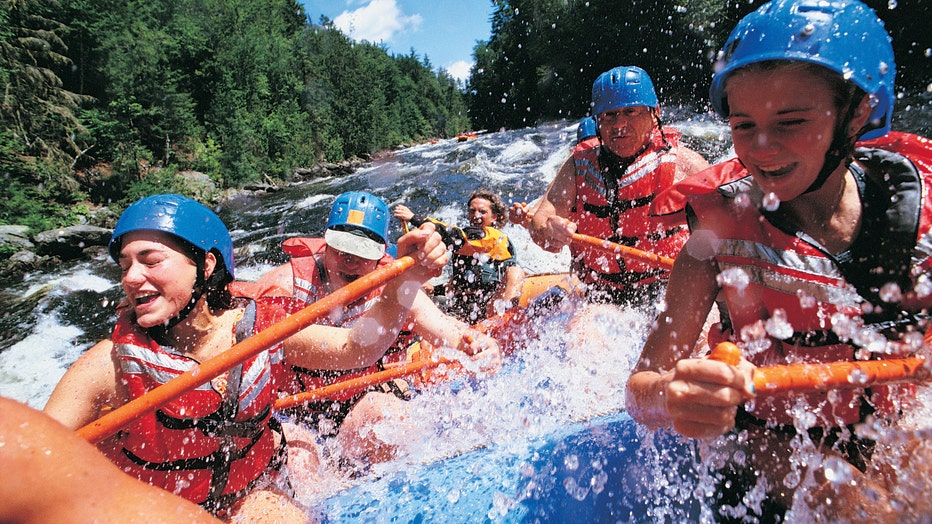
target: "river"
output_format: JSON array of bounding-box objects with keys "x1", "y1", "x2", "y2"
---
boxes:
[{"x1": 2, "y1": 96, "x2": 932, "y2": 520}]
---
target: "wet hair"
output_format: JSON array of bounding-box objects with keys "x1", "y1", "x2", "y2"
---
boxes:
[
  {"x1": 468, "y1": 189, "x2": 508, "y2": 228},
  {"x1": 724, "y1": 60, "x2": 867, "y2": 192},
  {"x1": 201, "y1": 249, "x2": 235, "y2": 311}
]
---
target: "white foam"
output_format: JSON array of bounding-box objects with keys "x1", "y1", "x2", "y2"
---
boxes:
[{"x1": 0, "y1": 313, "x2": 87, "y2": 408}]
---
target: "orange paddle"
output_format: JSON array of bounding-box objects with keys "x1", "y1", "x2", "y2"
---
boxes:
[
  {"x1": 511, "y1": 207, "x2": 674, "y2": 270},
  {"x1": 275, "y1": 356, "x2": 459, "y2": 410},
  {"x1": 709, "y1": 342, "x2": 930, "y2": 395},
  {"x1": 77, "y1": 256, "x2": 416, "y2": 444},
  {"x1": 568, "y1": 233, "x2": 674, "y2": 270}
]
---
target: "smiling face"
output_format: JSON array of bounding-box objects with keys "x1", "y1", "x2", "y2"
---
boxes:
[
  {"x1": 323, "y1": 246, "x2": 380, "y2": 287},
  {"x1": 597, "y1": 106, "x2": 656, "y2": 159},
  {"x1": 468, "y1": 197, "x2": 498, "y2": 228},
  {"x1": 118, "y1": 230, "x2": 213, "y2": 329},
  {"x1": 724, "y1": 65, "x2": 845, "y2": 202}
]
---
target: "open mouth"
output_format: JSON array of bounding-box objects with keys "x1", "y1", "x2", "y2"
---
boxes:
[
  {"x1": 134, "y1": 293, "x2": 158, "y2": 306},
  {"x1": 340, "y1": 272, "x2": 361, "y2": 283},
  {"x1": 758, "y1": 163, "x2": 795, "y2": 178}
]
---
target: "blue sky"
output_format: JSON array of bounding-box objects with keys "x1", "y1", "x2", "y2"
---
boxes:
[{"x1": 300, "y1": 0, "x2": 494, "y2": 83}]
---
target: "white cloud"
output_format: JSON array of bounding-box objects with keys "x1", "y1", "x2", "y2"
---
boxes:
[
  {"x1": 445, "y1": 60, "x2": 473, "y2": 84},
  {"x1": 332, "y1": 0, "x2": 422, "y2": 43}
]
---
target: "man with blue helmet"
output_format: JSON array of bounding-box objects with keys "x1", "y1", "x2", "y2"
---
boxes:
[
  {"x1": 627, "y1": 0, "x2": 932, "y2": 520},
  {"x1": 528, "y1": 65, "x2": 709, "y2": 308},
  {"x1": 235, "y1": 191, "x2": 502, "y2": 465},
  {"x1": 43, "y1": 193, "x2": 453, "y2": 520}
]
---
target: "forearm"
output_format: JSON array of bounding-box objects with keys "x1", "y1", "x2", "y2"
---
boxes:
[
  {"x1": 625, "y1": 370, "x2": 675, "y2": 429},
  {"x1": 528, "y1": 201, "x2": 560, "y2": 250}
]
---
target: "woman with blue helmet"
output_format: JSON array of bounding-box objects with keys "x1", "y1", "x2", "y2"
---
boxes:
[
  {"x1": 527, "y1": 65, "x2": 709, "y2": 309},
  {"x1": 43, "y1": 193, "x2": 454, "y2": 520},
  {"x1": 627, "y1": 0, "x2": 932, "y2": 519}
]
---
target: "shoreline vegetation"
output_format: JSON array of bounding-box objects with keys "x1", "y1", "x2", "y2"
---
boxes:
[
  {"x1": 0, "y1": 154, "x2": 371, "y2": 283},
  {"x1": 2, "y1": 0, "x2": 927, "y2": 283}
]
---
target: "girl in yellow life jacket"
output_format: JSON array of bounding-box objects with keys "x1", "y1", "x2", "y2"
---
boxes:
[{"x1": 394, "y1": 189, "x2": 527, "y2": 322}]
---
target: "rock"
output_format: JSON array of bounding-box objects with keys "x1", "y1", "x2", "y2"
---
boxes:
[
  {"x1": 0, "y1": 225, "x2": 34, "y2": 252},
  {"x1": 0, "y1": 250, "x2": 49, "y2": 283},
  {"x1": 291, "y1": 158, "x2": 367, "y2": 181},
  {"x1": 176, "y1": 170, "x2": 217, "y2": 200},
  {"x1": 34, "y1": 225, "x2": 113, "y2": 260}
]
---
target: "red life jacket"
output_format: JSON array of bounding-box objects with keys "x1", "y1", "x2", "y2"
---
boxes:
[
  {"x1": 689, "y1": 132, "x2": 932, "y2": 426},
  {"x1": 569, "y1": 127, "x2": 688, "y2": 289},
  {"x1": 107, "y1": 302, "x2": 283, "y2": 514},
  {"x1": 276, "y1": 237, "x2": 412, "y2": 408}
]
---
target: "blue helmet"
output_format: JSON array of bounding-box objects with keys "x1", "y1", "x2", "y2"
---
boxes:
[
  {"x1": 326, "y1": 191, "x2": 390, "y2": 242},
  {"x1": 576, "y1": 116, "x2": 597, "y2": 143},
  {"x1": 325, "y1": 191, "x2": 390, "y2": 260},
  {"x1": 591, "y1": 66, "x2": 659, "y2": 117},
  {"x1": 709, "y1": 0, "x2": 895, "y2": 140},
  {"x1": 109, "y1": 194, "x2": 234, "y2": 278}
]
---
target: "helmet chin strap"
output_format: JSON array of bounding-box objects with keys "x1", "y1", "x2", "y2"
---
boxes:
[
  {"x1": 148, "y1": 256, "x2": 208, "y2": 345},
  {"x1": 804, "y1": 99, "x2": 862, "y2": 194}
]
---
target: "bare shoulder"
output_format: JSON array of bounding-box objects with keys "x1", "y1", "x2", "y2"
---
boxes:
[
  {"x1": 232, "y1": 263, "x2": 295, "y2": 299},
  {"x1": 675, "y1": 145, "x2": 711, "y2": 182},
  {"x1": 43, "y1": 338, "x2": 119, "y2": 428}
]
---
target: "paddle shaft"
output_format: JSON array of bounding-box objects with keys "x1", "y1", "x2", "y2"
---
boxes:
[
  {"x1": 275, "y1": 356, "x2": 459, "y2": 410},
  {"x1": 569, "y1": 233, "x2": 674, "y2": 270},
  {"x1": 709, "y1": 342, "x2": 930, "y2": 395},
  {"x1": 514, "y1": 209, "x2": 674, "y2": 270},
  {"x1": 76, "y1": 256, "x2": 416, "y2": 444}
]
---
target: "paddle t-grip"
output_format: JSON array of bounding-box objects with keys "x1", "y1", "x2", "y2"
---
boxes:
[{"x1": 708, "y1": 342, "x2": 741, "y2": 366}]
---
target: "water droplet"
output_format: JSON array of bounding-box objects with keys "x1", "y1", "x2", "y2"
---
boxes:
[
  {"x1": 914, "y1": 274, "x2": 932, "y2": 298},
  {"x1": 848, "y1": 368, "x2": 869, "y2": 385},
  {"x1": 591, "y1": 470, "x2": 608, "y2": 494},
  {"x1": 824, "y1": 456, "x2": 855, "y2": 484},
  {"x1": 796, "y1": 289, "x2": 816, "y2": 308},
  {"x1": 761, "y1": 192, "x2": 780, "y2": 211},
  {"x1": 765, "y1": 308, "x2": 794, "y2": 339},
  {"x1": 716, "y1": 267, "x2": 751, "y2": 291},
  {"x1": 563, "y1": 476, "x2": 590, "y2": 501},
  {"x1": 564, "y1": 453, "x2": 579, "y2": 471},
  {"x1": 801, "y1": 23, "x2": 815, "y2": 36},
  {"x1": 879, "y1": 282, "x2": 902, "y2": 302}
]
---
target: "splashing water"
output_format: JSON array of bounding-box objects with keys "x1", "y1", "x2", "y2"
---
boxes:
[{"x1": 5, "y1": 117, "x2": 932, "y2": 520}]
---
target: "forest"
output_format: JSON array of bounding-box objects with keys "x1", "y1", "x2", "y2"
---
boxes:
[{"x1": 1, "y1": 0, "x2": 929, "y2": 236}]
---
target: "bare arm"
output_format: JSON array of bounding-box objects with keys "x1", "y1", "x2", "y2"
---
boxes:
[
  {"x1": 674, "y1": 145, "x2": 711, "y2": 183},
  {"x1": 529, "y1": 156, "x2": 578, "y2": 252},
  {"x1": 2, "y1": 397, "x2": 219, "y2": 524},
  {"x1": 408, "y1": 289, "x2": 502, "y2": 372},
  {"x1": 487, "y1": 264, "x2": 527, "y2": 317},
  {"x1": 43, "y1": 339, "x2": 121, "y2": 430},
  {"x1": 625, "y1": 237, "x2": 752, "y2": 438},
  {"x1": 284, "y1": 222, "x2": 449, "y2": 370}
]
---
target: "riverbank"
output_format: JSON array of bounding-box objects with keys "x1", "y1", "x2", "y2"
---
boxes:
[{"x1": 0, "y1": 157, "x2": 369, "y2": 284}]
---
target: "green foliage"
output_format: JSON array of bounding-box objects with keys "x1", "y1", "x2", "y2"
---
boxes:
[
  {"x1": 0, "y1": 130, "x2": 85, "y2": 231},
  {"x1": 0, "y1": 0, "x2": 470, "y2": 227},
  {"x1": 468, "y1": 0, "x2": 930, "y2": 131},
  {"x1": 120, "y1": 169, "x2": 195, "y2": 207}
]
